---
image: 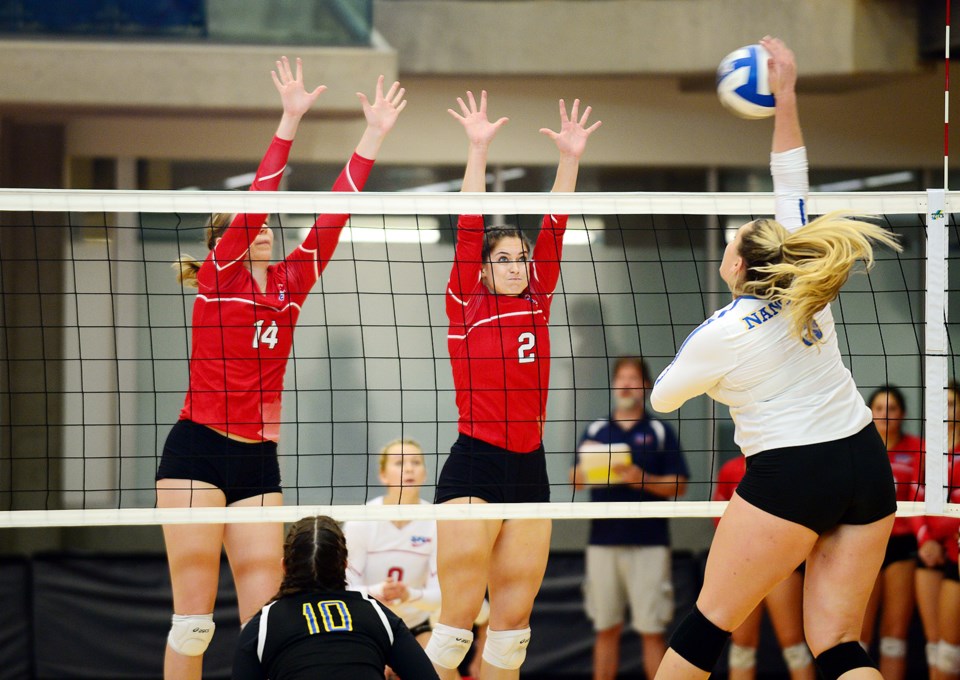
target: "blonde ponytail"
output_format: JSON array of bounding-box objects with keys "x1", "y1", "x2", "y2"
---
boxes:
[{"x1": 738, "y1": 211, "x2": 901, "y2": 344}]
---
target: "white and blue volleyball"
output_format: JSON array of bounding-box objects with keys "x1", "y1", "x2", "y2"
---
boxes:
[{"x1": 716, "y1": 44, "x2": 775, "y2": 119}]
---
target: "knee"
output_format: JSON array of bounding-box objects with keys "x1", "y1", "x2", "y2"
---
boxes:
[
  {"x1": 879, "y1": 636, "x2": 907, "y2": 659},
  {"x1": 781, "y1": 642, "x2": 813, "y2": 670},
  {"x1": 814, "y1": 641, "x2": 875, "y2": 680},
  {"x1": 425, "y1": 623, "x2": 474, "y2": 670},
  {"x1": 167, "y1": 613, "x2": 215, "y2": 657},
  {"x1": 937, "y1": 641, "x2": 960, "y2": 675},
  {"x1": 482, "y1": 627, "x2": 531, "y2": 671},
  {"x1": 728, "y1": 643, "x2": 756, "y2": 670},
  {"x1": 667, "y1": 606, "x2": 731, "y2": 672}
]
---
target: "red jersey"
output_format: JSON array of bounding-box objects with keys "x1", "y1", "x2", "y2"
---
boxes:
[
  {"x1": 180, "y1": 141, "x2": 374, "y2": 441},
  {"x1": 446, "y1": 213, "x2": 567, "y2": 453},
  {"x1": 914, "y1": 451, "x2": 960, "y2": 563},
  {"x1": 888, "y1": 433, "x2": 924, "y2": 536},
  {"x1": 712, "y1": 456, "x2": 745, "y2": 527}
]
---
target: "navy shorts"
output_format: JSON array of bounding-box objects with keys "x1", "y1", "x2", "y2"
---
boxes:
[
  {"x1": 156, "y1": 419, "x2": 281, "y2": 505},
  {"x1": 435, "y1": 434, "x2": 550, "y2": 504},
  {"x1": 735, "y1": 423, "x2": 896, "y2": 535}
]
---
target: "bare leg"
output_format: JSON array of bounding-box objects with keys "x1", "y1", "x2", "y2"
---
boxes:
[
  {"x1": 765, "y1": 571, "x2": 815, "y2": 680},
  {"x1": 222, "y1": 492, "x2": 284, "y2": 624},
  {"x1": 481, "y1": 518, "x2": 551, "y2": 680},
  {"x1": 435, "y1": 498, "x2": 498, "y2": 680},
  {"x1": 804, "y1": 515, "x2": 895, "y2": 680},
  {"x1": 654, "y1": 494, "x2": 816, "y2": 680},
  {"x1": 592, "y1": 624, "x2": 622, "y2": 680},
  {"x1": 157, "y1": 479, "x2": 226, "y2": 680},
  {"x1": 729, "y1": 604, "x2": 763, "y2": 680},
  {"x1": 877, "y1": 559, "x2": 915, "y2": 680}
]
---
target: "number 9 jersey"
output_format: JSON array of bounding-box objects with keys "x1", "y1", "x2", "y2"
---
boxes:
[{"x1": 446, "y1": 213, "x2": 567, "y2": 453}]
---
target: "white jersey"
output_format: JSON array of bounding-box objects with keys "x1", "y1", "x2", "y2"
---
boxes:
[
  {"x1": 343, "y1": 496, "x2": 440, "y2": 628},
  {"x1": 651, "y1": 147, "x2": 871, "y2": 456}
]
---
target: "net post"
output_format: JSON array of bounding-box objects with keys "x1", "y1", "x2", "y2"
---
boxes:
[{"x1": 924, "y1": 189, "x2": 948, "y2": 515}]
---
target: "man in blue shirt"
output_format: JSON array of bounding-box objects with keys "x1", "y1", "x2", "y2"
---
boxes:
[{"x1": 571, "y1": 357, "x2": 689, "y2": 680}]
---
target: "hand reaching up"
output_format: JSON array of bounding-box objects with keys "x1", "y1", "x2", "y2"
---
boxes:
[{"x1": 540, "y1": 98, "x2": 601, "y2": 161}]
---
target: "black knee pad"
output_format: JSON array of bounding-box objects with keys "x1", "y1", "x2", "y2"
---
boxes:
[
  {"x1": 668, "y1": 606, "x2": 731, "y2": 672},
  {"x1": 815, "y1": 641, "x2": 875, "y2": 680}
]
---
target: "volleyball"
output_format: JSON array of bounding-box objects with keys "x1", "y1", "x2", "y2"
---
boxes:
[{"x1": 716, "y1": 44, "x2": 775, "y2": 119}]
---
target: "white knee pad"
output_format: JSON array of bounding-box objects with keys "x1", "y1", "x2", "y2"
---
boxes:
[
  {"x1": 482, "y1": 627, "x2": 531, "y2": 670},
  {"x1": 167, "y1": 613, "x2": 215, "y2": 657},
  {"x1": 928, "y1": 641, "x2": 940, "y2": 667},
  {"x1": 879, "y1": 636, "x2": 907, "y2": 659},
  {"x1": 728, "y1": 643, "x2": 756, "y2": 670},
  {"x1": 782, "y1": 642, "x2": 813, "y2": 670},
  {"x1": 425, "y1": 623, "x2": 473, "y2": 670},
  {"x1": 938, "y1": 640, "x2": 960, "y2": 674}
]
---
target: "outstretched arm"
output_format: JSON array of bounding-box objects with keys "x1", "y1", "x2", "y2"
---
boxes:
[
  {"x1": 354, "y1": 74, "x2": 408, "y2": 160},
  {"x1": 541, "y1": 98, "x2": 601, "y2": 193},
  {"x1": 763, "y1": 37, "x2": 808, "y2": 231},
  {"x1": 763, "y1": 36, "x2": 802, "y2": 154},
  {"x1": 448, "y1": 90, "x2": 509, "y2": 193},
  {"x1": 271, "y1": 56, "x2": 327, "y2": 142}
]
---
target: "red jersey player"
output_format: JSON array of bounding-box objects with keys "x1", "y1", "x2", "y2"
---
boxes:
[
  {"x1": 860, "y1": 385, "x2": 923, "y2": 680},
  {"x1": 155, "y1": 59, "x2": 406, "y2": 680},
  {"x1": 425, "y1": 90, "x2": 600, "y2": 680},
  {"x1": 912, "y1": 381, "x2": 960, "y2": 678}
]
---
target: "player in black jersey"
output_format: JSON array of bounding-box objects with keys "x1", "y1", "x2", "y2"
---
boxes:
[{"x1": 232, "y1": 516, "x2": 439, "y2": 680}]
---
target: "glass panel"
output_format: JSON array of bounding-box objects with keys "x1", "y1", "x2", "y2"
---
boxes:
[{"x1": 0, "y1": 0, "x2": 373, "y2": 46}]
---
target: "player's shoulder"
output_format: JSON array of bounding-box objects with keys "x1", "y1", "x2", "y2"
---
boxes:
[{"x1": 583, "y1": 418, "x2": 613, "y2": 439}]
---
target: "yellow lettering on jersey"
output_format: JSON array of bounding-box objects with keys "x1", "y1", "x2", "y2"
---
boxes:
[
  {"x1": 318, "y1": 600, "x2": 353, "y2": 632},
  {"x1": 301, "y1": 602, "x2": 321, "y2": 634}
]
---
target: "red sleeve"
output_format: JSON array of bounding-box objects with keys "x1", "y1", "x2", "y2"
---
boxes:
[
  {"x1": 210, "y1": 136, "x2": 293, "y2": 269},
  {"x1": 447, "y1": 214, "x2": 485, "y2": 300},
  {"x1": 530, "y1": 214, "x2": 567, "y2": 295},
  {"x1": 296, "y1": 153, "x2": 375, "y2": 274}
]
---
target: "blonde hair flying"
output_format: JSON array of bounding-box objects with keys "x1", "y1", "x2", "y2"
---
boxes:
[
  {"x1": 736, "y1": 210, "x2": 902, "y2": 345},
  {"x1": 171, "y1": 213, "x2": 234, "y2": 288}
]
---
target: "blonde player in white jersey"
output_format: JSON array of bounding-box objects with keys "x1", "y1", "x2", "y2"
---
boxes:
[
  {"x1": 345, "y1": 438, "x2": 441, "y2": 654},
  {"x1": 650, "y1": 37, "x2": 900, "y2": 680}
]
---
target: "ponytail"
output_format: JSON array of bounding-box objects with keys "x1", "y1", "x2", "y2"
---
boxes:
[
  {"x1": 737, "y1": 211, "x2": 901, "y2": 345},
  {"x1": 171, "y1": 212, "x2": 233, "y2": 287}
]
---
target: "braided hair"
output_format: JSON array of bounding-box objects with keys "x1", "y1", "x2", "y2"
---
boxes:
[{"x1": 273, "y1": 515, "x2": 348, "y2": 601}]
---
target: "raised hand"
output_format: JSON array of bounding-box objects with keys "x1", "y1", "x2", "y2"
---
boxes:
[
  {"x1": 271, "y1": 56, "x2": 326, "y2": 119},
  {"x1": 761, "y1": 36, "x2": 797, "y2": 97},
  {"x1": 540, "y1": 98, "x2": 601, "y2": 161},
  {"x1": 358, "y1": 75, "x2": 407, "y2": 136},
  {"x1": 448, "y1": 90, "x2": 509, "y2": 149}
]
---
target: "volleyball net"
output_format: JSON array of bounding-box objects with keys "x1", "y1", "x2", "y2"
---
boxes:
[{"x1": 0, "y1": 188, "x2": 951, "y2": 526}]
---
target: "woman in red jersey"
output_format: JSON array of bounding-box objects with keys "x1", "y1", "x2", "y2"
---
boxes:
[
  {"x1": 859, "y1": 385, "x2": 924, "y2": 680},
  {"x1": 913, "y1": 381, "x2": 960, "y2": 680},
  {"x1": 155, "y1": 58, "x2": 406, "y2": 680},
  {"x1": 713, "y1": 457, "x2": 815, "y2": 680},
  {"x1": 424, "y1": 90, "x2": 600, "y2": 680}
]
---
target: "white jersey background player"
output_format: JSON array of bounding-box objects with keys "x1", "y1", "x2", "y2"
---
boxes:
[{"x1": 344, "y1": 439, "x2": 441, "y2": 645}]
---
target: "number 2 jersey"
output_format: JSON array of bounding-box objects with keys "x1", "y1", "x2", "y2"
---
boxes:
[
  {"x1": 179, "y1": 137, "x2": 374, "y2": 441},
  {"x1": 446, "y1": 213, "x2": 567, "y2": 453},
  {"x1": 232, "y1": 589, "x2": 439, "y2": 680}
]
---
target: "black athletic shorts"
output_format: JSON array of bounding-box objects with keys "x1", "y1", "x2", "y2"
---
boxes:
[
  {"x1": 882, "y1": 533, "x2": 918, "y2": 569},
  {"x1": 945, "y1": 558, "x2": 960, "y2": 583},
  {"x1": 156, "y1": 419, "x2": 281, "y2": 505},
  {"x1": 735, "y1": 423, "x2": 896, "y2": 535},
  {"x1": 435, "y1": 433, "x2": 550, "y2": 504}
]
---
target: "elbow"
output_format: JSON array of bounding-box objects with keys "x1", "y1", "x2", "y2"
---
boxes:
[{"x1": 649, "y1": 391, "x2": 677, "y2": 414}]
